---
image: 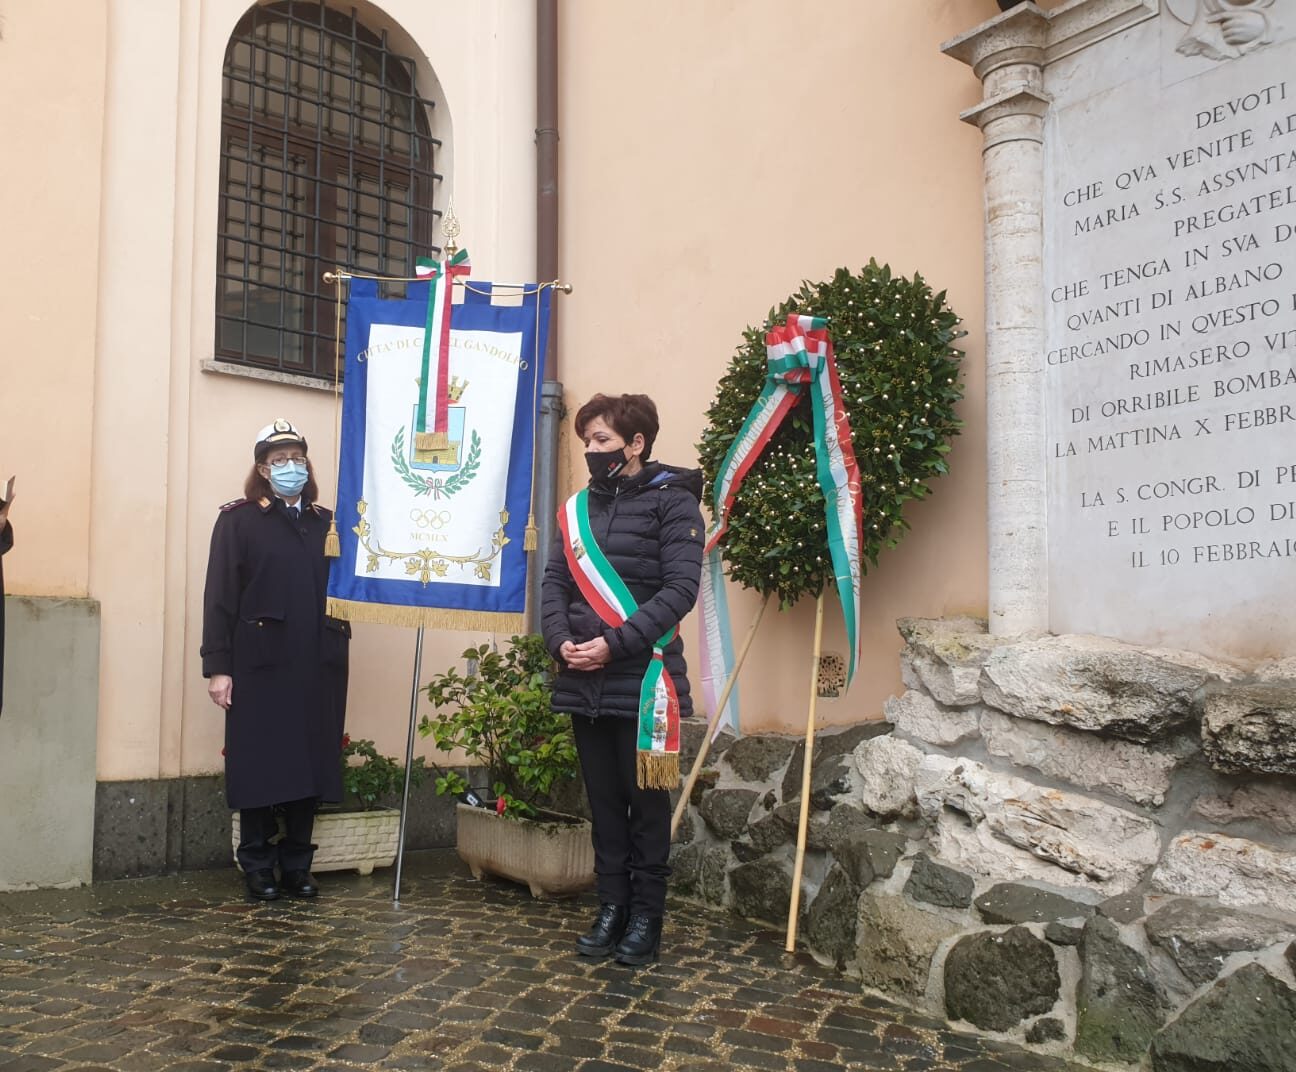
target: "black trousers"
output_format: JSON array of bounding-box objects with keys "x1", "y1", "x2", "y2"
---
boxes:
[
  {"x1": 572, "y1": 714, "x2": 671, "y2": 917},
  {"x1": 237, "y1": 797, "x2": 316, "y2": 872}
]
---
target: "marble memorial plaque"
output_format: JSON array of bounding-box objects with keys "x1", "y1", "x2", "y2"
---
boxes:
[{"x1": 1044, "y1": 1, "x2": 1296, "y2": 660}]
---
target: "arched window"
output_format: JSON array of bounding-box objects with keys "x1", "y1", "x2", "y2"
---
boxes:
[{"x1": 216, "y1": 1, "x2": 441, "y2": 378}]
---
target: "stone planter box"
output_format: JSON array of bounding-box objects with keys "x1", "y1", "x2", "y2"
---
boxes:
[
  {"x1": 455, "y1": 802, "x2": 595, "y2": 898},
  {"x1": 232, "y1": 807, "x2": 400, "y2": 875}
]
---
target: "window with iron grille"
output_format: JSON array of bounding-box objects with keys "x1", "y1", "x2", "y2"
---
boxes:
[{"x1": 216, "y1": 1, "x2": 441, "y2": 379}]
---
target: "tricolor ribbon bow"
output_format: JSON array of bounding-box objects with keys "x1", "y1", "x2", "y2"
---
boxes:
[{"x1": 698, "y1": 315, "x2": 864, "y2": 736}]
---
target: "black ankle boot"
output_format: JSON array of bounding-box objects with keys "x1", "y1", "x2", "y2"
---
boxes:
[
  {"x1": 613, "y1": 914, "x2": 662, "y2": 966},
  {"x1": 575, "y1": 903, "x2": 629, "y2": 957}
]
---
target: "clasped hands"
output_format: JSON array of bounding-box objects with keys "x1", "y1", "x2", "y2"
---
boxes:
[{"x1": 559, "y1": 637, "x2": 611, "y2": 672}]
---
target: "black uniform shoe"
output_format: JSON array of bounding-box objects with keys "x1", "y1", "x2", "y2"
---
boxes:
[
  {"x1": 613, "y1": 914, "x2": 662, "y2": 966},
  {"x1": 245, "y1": 869, "x2": 279, "y2": 901},
  {"x1": 575, "y1": 903, "x2": 629, "y2": 957},
  {"x1": 281, "y1": 870, "x2": 319, "y2": 898}
]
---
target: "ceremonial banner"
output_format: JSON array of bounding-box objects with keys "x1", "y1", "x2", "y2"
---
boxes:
[{"x1": 327, "y1": 276, "x2": 551, "y2": 630}]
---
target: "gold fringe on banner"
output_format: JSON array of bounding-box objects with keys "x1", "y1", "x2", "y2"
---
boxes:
[
  {"x1": 327, "y1": 597, "x2": 525, "y2": 634},
  {"x1": 636, "y1": 751, "x2": 680, "y2": 791}
]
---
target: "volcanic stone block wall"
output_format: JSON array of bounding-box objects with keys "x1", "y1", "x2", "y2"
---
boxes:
[{"x1": 670, "y1": 618, "x2": 1296, "y2": 1069}]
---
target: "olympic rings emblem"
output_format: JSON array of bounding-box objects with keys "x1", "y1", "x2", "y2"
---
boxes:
[{"x1": 410, "y1": 509, "x2": 452, "y2": 530}]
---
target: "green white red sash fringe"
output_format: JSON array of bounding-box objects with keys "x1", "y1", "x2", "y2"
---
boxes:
[
  {"x1": 699, "y1": 315, "x2": 863, "y2": 737},
  {"x1": 414, "y1": 249, "x2": 471, "y2": 452},
  {"x1": 558, "y1": 489, "x2": 681, "y2": 789}
]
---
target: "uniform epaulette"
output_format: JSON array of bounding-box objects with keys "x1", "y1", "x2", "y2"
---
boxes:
[{"x1": 219, "y1": 498, "x2": 252, "y2": 513}]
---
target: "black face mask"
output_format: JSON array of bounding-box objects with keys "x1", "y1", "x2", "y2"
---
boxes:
[{"x1": 584, "y1": 446, "x2": 630, "y2": 482}]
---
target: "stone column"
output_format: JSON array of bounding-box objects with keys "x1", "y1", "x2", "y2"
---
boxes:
[{"x1": 944, "y1": 7, "x2": 1050, "y2": 636}]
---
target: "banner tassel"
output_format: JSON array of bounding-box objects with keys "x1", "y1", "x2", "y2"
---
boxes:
[
  {"x1": 324, "y1": 519, "x2": 341, "y2": 558},
  {"x1": 523, "y1": 513, "x2": 539, "y2": 552}
]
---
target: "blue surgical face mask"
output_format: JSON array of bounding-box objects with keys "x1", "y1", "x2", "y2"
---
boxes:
[{"x1": 268, "y1": 460, "x2": 308, "y2": 498}]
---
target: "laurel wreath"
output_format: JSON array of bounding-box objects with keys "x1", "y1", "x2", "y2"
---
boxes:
[
  {"x1": 697, "y1": 261, "x2": 965, "y2": 607},
  {"x1": 391, "y1": 427, "x2": 483, "y2": 499}
]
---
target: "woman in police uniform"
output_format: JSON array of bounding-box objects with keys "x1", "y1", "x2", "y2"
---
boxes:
[{"x1": 201, "y1": 419, "x2": 350, "y2": 900}]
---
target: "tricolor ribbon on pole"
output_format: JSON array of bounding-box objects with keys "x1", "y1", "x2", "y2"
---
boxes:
[
  {"x1": 414, "y1": 249, "x2": 472, "y2": 453},
  {"x1": 558, "y1": 489, "x2": 682, "y2": 790},
  {"x1": 699, "y1": 315, "x2": 864, "y2": 737}
]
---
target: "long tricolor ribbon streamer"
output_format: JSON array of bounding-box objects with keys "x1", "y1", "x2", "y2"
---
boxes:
[
  {"x1": 699, "y1": 315, "x2": 863, "y2": 737},
  {"x1": 558, "y1": 489, "x2": 682, "y2": 789},
  {"x1": 697, "y1": 548, "x2": 738, "y2": 735},
  {"x1": 414, "y1": 249, "x2": 471, "y2": 446}
]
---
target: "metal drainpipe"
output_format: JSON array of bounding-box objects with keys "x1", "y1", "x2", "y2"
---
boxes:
[{"x1": 530, "y1": 0, "x2": 562, "y2": 624}]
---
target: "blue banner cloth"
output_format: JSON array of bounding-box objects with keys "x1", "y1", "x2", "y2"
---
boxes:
[{"x1": 326, "y1": 278, "x2": 551, "y2": 630}]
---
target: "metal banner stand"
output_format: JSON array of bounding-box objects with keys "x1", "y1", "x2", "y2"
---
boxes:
[{"x1": 391, "y1": 625, "x2": 425, "y2": 904}]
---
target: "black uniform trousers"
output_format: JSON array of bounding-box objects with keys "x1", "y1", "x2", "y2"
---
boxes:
[
  {"x1": 237, "y1": 797, "x2": 317, "y2": 873},
  {"x1": 573, "y1": 714, "x2": 671, "y2": 917}
]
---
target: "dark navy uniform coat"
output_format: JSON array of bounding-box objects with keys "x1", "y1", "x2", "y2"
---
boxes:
[{"x1": 201, "y1": 496, "x2": 349, "y2": 809}]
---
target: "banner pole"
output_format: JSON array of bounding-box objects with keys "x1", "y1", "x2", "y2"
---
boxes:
[
  {"x1": 392, "y1": 624, "x2": 425, "y2": 904},
  {"x1": 785, "y1": 590, "x2": 826, "y2": 952},
  {"x1": 671, "y1": 593, "x2": 769, "y2": 839}
]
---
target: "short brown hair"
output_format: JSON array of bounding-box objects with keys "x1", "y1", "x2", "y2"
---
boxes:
[
  {"x1": 243, "y1": 457, "x2": 320, "y2": 505},
  {"x1": 573, "y1": 393, "x2": 660, "y2": 459}
]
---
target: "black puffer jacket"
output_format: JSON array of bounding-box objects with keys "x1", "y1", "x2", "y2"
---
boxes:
[{"x1": 541, "y1": 462, "x2": 705, "y2": 720}]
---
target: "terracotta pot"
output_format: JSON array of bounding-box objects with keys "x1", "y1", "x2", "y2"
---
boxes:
[
  {"x1": 232, "y1": 806, "x2": 401, "y2": 876},
  {"x1": 455, "y1": 802, "x2": 595, "y2": 898}
]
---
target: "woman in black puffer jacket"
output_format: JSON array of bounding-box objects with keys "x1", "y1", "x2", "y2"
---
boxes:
[{"x1": 541, "y1": 393, "x2": 703, "y2": 966}]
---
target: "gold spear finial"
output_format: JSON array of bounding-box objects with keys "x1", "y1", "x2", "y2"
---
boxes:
[{"x1": 442, "y1": 198, "x2": 461, "y2": 257}]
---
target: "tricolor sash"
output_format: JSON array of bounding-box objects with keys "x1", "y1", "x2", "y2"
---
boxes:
[
  {"x1": 558, "y1": 489, "x2": 681, "y2": 790},
  {"x1": 700, "y1": 315, "x2": 863, "y2": 735}
]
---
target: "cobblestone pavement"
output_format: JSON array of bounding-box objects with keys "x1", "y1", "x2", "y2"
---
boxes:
[{"x1": 0, "y1": 851, "x2": 1095, "y2": 1072}]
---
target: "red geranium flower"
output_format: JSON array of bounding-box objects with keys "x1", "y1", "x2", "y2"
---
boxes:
[
  {"x1": 496, "y1": 796, "x2": 507, "y2": 815},
  {"x1": 341, "y1": 733, "x2": 351, "y2": 749}
]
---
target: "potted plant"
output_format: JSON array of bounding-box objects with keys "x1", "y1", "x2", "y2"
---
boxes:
[
  {"x1": 231, "y1": 736, "x2": 426, "y2": 876},
  {"x1": 338, "y1": 734, "x2": 427, "y2": 810},
  {"x1": 418, "y1": 634, "x2": 593, "y2": 898}
]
